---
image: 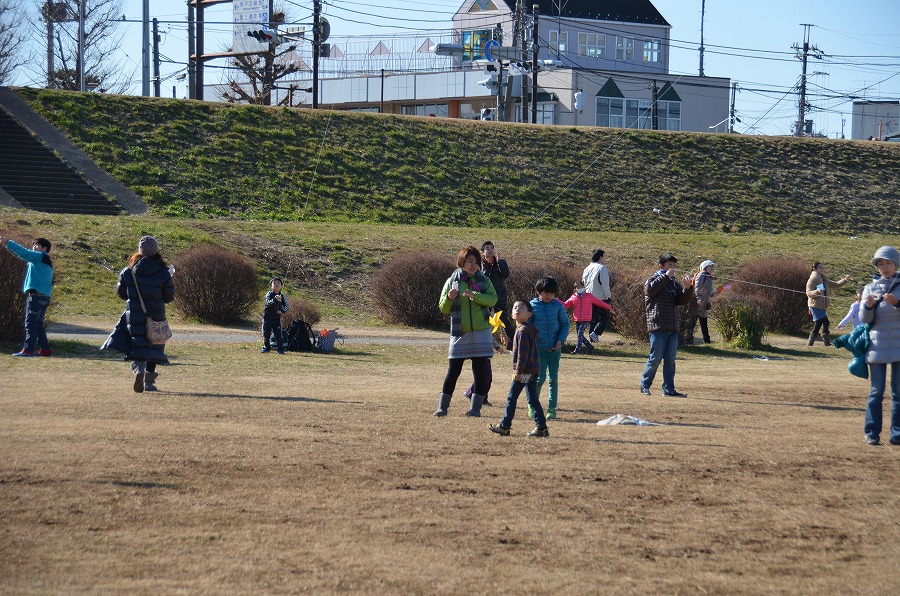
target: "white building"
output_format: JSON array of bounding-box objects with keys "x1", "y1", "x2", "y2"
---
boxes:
[
  {"x1": 851, "y1": 101, "x2": 900, "y2": 140},
  {"x1": 216, "y1": 0, "x2": 732, "y2": 133}
]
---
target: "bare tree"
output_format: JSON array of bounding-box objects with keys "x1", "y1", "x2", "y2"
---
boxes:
[
  {"x1": 220, "y1": 9, "x2": 306, "y2": 106},
  {"x1": 0, "y1": 0, "x2": 27, "y2": 83},
  {"x1": 33, "y1": 0, "x2": 132, "y2": 92}
]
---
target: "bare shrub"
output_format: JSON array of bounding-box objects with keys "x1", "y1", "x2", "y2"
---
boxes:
[
  {"x1": 0, "y1": 233, "x2": 27, "y2": 342},
  {"x1": 609, "y1": 268, "x2": 651, "y2": 342},
  {"x1": 732, "y1": 258, "x2": 809, "y2": 333},
  {"x1": 504, "y1": 260, "x2": 582, "y2": 307},
  {"x1": 281, "y1": 297, "x2": 321, "y2": 327},
  {"x1": 372, "y1": 252, "x2": 455, "y2": 328},
  {"x1": 173, "y1": 244, "x2": 260, "y2": 324}
]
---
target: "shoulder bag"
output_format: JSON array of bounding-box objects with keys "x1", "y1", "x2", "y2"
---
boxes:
[{"x1": 130, "y1": 268, "x2": 172, "y2": 346}]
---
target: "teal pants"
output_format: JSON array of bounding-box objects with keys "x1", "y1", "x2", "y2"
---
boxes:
[{"x1": 536, "y1": 347, "x2": 561, "y2": 410}]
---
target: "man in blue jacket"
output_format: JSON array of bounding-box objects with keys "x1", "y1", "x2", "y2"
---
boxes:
[{"x1": 1, "y1": 235, "x2": 54, "y2": 357}]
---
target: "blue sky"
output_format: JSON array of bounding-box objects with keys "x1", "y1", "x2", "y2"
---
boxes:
[{"x1": 58, "y1": 0, "x2": 900, "y2": 136}]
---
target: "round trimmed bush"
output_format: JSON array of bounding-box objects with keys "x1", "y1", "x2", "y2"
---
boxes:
[
  {"x1": 173, "y1": 244, "x2": 260, "y2": 324},
  {"x1": 372, "y1": 252, "x2": 455, "y2": 328}
]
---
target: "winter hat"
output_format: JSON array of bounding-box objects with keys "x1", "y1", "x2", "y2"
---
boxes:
[
  {"x1": 872, "y1": 246, "x2": 900, "y2": 268},
  {"x1": 699, "y1": 260, "x2": 716, "y2": 272},
  {"x1": 138, "y1": 235, "x2": 159, "y2": 257}
]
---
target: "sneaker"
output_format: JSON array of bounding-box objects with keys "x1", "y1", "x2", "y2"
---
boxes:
[
  {"x1": 866, "y1": 435, "x2": 880, "y2": 445},
  {"x1": 464, "y1": 390, "x2": 473, "y2": 399},
  {"x1": 663, "y1": 390, "x2": 688, "y2": 398},
  {"x1": 527, "y1": 427, "x2": 549, "y2": 438},
  {"x1": 571, "y1": 350, "x2": 580, "y2": 355},
  {"x1": 589, "y1": 332, "x2": 599, "y2": 343},
  {"x1": 546, "y1": 408, "x2": 557, "y2": 420},
  {"x1": 433, "y1": 409, "x2": 447, "y2": 417},
  {"x1": 890, "y1": 437, "x2": 900, "y2": 446},
  {"x1": 482, "y1": 398, "x2": 492, "y2": 407},
  {"x1": 261, "y1": 347, "x2": 270, "y2": 353},
  {"x1": 277, "y1": 349, "x2": 286, "y2": 355},
  {"x1": 38, "y1": 349, "x2": 53, "y2": 357},
  {"x1": 489, "y1": 424, "x2": 510, "y2": 436},
  {"x1": 11, "y1": 350, "x2": 36, "y2": 357},
  {"x1": 639, "y1": 386, "x2": 651, "y2": 395},
  {"x1": 527, "y1": 405, "x2": 535, "y2": 419}
]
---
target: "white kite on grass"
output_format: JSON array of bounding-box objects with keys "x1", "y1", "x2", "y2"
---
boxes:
[{"x1": 597, "y1": 414, "x2": 663, "y2": 426}]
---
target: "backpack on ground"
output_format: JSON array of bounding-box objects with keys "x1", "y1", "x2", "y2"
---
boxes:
[{"x1": 284, "y1": 319, "x2": 316, "y2": 352}]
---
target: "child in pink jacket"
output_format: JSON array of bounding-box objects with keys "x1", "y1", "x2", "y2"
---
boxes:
[{"x1": 564, "y1": 281, "x2": 612, "y2": 354}]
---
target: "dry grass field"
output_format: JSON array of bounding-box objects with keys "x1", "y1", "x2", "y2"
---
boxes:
[{"x1": 1, "y1": 328, "x2": 898, "y2": 594}]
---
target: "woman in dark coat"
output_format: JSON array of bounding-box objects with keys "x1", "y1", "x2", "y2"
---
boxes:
[{"x1": 101, "y1": 236, "x2": 175, "y2": 393}]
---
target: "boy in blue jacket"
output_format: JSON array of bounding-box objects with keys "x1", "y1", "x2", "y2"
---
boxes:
[
  {"x1": 1, "y1": 235, "x2": 54, "y2": 357},
  {"x1": 529, "y1": 276, "x2": 569, "y2": 419}
]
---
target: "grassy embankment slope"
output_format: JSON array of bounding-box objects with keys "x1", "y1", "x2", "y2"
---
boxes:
[{"x1": 13, "y1": 87, "x2": 900, "y2": 234}]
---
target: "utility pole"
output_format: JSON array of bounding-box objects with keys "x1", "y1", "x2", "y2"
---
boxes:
[
  {"x1": 77, "y1": 0, "x2": 85, "y2": 91},
  {"x1": 729, "y1": 81, "x2": 737, "y2": 133},
  {"x1": 651, "y1": 80, "x2": 658, "y2": 130},
  {"x1": 792, "y1": 24, "x2": 823, "y2": 137},
  {"x1": 187, "y1": 2, "x2": 195, "y2": 99},
  {"x1": 504, "y1": 0, "x2": 522, "y2": 122},
  {"x1": 312, "y1": 0, "x2": 321, "y2": 109},
  {"x1": 494, "y1": 23, "x2": 504, "y2": 121},
  {"x1": 44, "y1": 2, "x2": 55, "y2": 88},
  {"x1": 698, "y1": 0, "x2": 705, "y2": 77},
  {"x1": 142, "y1": 0, "x2": 149, "y2": 96},
  {"x1": 152, "y1": 18, "x2": 161, "y2": 97},
  {"x1": 531, "y1": 4, "x2": 538, "y2": 124}
]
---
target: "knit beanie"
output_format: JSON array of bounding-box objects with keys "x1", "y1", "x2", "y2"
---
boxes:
[
  {"x1": 699, "y1": 260, "x2": 716, "y2": 272},
  {"x1": 871, "y1": 246, "x2": 900, "y2": 268},
  {"x1": 138, "y1": 235, "x2": 159, "y2": 257}
]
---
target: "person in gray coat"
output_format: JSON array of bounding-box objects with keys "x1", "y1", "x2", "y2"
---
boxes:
[
  {"x1": 101, "y1": 236, "x2": 175, "y2": 393},
  {"x1": 859, "y1": 245, "x2": 900, "y2": 446}
]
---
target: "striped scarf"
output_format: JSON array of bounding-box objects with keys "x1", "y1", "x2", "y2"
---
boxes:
[{"x1": 449, "y1": 268, "x2": 490, "y2": 337}]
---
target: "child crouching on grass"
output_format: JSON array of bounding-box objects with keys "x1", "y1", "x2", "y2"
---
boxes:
[
  {"x1": 564, "y1": 280, "x2": 612, "y2": 354},
  {"x1": 490, "y1": 300, "x2": 549, "y2": 437}
]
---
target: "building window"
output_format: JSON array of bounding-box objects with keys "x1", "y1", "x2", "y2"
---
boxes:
[
  {"x1": 577, "y1": 33, "x2": 605, "y2": 58},
  {"x1": 401, "y1": 103, "x2": 449, "y2": 117},
  {"x1": 615, "y1": 36, "x2": 634, "y2": 61},
  {"x1": 549, "y1": 30, "x2": 568, "y2": 56},
  {"x1": 516, "y1": 103, "x2": 555, "y2": 125},
  {"x1": 537, "y1": 102, "x2": 555, "y2": 125},
  {"x1": 658, "y1": 100, "x2": 681, "y2": 130},
  {"x1": 596, "y1": 97, "x2": 624, "y2": 128},
  {"x1": 643, "y1": 39, "x2": 660, "y2": 62},
  {"x1": 462, "y1": 29, "x2": 493, "y2": 62},
  {"x1": 625, "y1": 99, "x2": 653, "y2": 129}
]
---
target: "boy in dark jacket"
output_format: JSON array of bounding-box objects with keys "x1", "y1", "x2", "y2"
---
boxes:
[
  {"x1": 640, "y1": 253, "x2": 695, "y2": 397},
  {"x1": 1, "y1": 235, "x2": 54, "y2": 357},
  {"x1": 262, "y1": 277, "x2": 289, "y2": 354},
  {"x1": 490, "y1": 300, "x2": 549, "y2": 437}
]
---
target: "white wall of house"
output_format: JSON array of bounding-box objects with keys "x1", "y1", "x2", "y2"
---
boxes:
[{"x1": 851, "y1": 101, "x2": 900, "y2": 140}]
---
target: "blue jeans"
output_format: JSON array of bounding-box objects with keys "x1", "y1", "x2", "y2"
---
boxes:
[
  {"x1": 641, "y1": 331, "x2": 679, "y2": 393},
  {"x1": 500, "y1": 377, "x2": 546, "y2": 429},
  {"x1": 537, "y1": 348, "x2": 561, "y2": 409},
  {"x1": 865, "y1": 361, "x2": 900, "y2": 442},
  {"x1": 24, "y1": 293, "x2": 51, "y2": 352}
]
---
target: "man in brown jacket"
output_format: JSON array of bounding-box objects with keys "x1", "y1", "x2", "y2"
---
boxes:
[{"x1": 640, "y1": 253, "x2": 695, "y2": 397}]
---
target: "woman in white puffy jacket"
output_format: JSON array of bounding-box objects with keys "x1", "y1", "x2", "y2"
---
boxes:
[{"x1": 859, "y1": 245, "x2": 900, "y2": 446}]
